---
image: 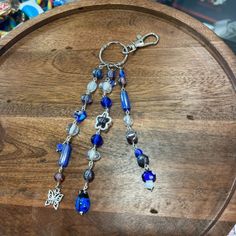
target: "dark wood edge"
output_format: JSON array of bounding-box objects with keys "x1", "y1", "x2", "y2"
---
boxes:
[{"x1": 0, "y1": 0, "x2": 235, "y2": 234}]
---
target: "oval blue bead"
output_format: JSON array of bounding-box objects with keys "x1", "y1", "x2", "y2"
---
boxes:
[
  {"x1": 107, "y1": 69, "x2": 116, "y2": 79},
  {"x1": 74, "y1": 110, "x2": 87, "y2": 123},
  {"x1": 119, "y1": 69, "x2": 125, "y2": 78},
  {"x1": 91, "y1": 134, "x2": 103, "y2": 147},
  {"x1": 120, "y1": 90, "x2": 131, "y2": 111},
  {"x1": 134, "y1": 148, "x2": 143, "y2": 157},
  {"x1": 101, "y1": 96, "x2": 112, "y2": 108},
  {"x1": 75, "y1": 190, "x2": 90, "y2": 215},
  {"x1": 58, "y1": 143, "x2": 72, "y2": 167},
  {"x1": 92, "y1": 68, "x2": 103, "y2": 80},
  {"x1": 142, "y1": 170, "x2": 156, "y2": 182}
]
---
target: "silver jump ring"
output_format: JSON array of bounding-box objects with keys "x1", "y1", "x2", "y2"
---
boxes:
[{"x1": 99, "y1": 41, "x2": 128, "y2": 68}]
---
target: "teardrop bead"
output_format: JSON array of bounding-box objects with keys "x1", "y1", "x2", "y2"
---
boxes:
[{"x1": 75, "y1": 190, "x2": 91, "y2": 215}]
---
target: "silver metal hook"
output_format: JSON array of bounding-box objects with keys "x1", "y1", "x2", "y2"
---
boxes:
[{"x1": 123, "y1": 33, "x2": 160, "y2": 54}]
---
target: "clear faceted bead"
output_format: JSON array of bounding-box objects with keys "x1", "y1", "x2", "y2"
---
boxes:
[
  {"x1": 87, "y1": 80, "x2": 97, "y2": 93},
  {"x1": 123, "y1": 114, "x2": 133, "y2": 126},
  {"x1": 67, "y1": 123, "x2": 80, "y2": 136},
  {"x1": 87, "y1": 148, "x2": 101, "y2": 161},
  {"x1": 101, "y1": 81, "x2": 112, "y2": 93}
]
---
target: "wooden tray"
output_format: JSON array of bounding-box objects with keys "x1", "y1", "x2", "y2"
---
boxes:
[{"x1": 0, "y1": 0, "x2": 235, "y2": 235}]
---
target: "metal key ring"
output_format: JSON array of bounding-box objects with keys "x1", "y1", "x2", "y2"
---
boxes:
[{"x1": 99, "y1": 41, "x2": 129, "y2": 68}]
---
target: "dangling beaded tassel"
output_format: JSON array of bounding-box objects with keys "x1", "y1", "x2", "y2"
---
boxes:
[
  {"x1": 75, "y1": 68, "x2": 115, "y2": 215},
  {"x1": 119, "y1": 68, "x2": 156, "y2": 191},
  {"x1": 45, "y1": 67, "x2": 103, "y2": 210}
]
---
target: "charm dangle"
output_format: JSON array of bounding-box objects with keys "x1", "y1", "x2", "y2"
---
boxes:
[
  {"x1": 95, "y1": 111, "x2": 112, "y2": 131},
  {"x1": 45, "y1": 187, "x2": 64, "y2": 210},
  {"x1": 45, "y1": 60, "x2": 101, "y2": 210}
]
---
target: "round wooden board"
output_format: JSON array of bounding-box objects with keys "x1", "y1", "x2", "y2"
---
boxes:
[{"x1": 0, "y1": 0, "x2": 235, "y2": 235}]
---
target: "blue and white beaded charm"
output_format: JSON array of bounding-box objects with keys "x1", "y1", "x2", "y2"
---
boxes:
[
  {"x1": 119, "y1": 68, "x2": 157, "y2": 191},
  {"x1": 73, "y1": 33, "x2": 159, "y2": 215},
  {"x1": 45, "y1": 66, "x2": 101, "y2": 210}
]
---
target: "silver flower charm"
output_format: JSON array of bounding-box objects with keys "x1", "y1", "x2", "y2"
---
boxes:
[
  {"x1": 45, "y1": 187, "x2": 64, "y2": 210},
  {"x1": 95, "y1": 111, "x2": 112, "y2": 131}
]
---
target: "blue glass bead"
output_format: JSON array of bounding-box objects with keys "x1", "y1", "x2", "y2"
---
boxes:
[
  {"x1": 134, "y1": 148, "x2": 143, "y2": 157},
  {"x1": 91, "y1": 134, "x2": 103, "y2": 147},
  {"x1": 58, "y1": 143, "x2": 72, "y2": 167},
  {"x1": 120, "y1": 90, "x2": 131, "y2": 111},
  {"x1": 142, "y1": 170, "x2": 156, "y2": 182},
  {"x1": 107, "y1": 69, "x2": 116, "y2": 79},
  {"x1": 81, "y1": 94, "x2": 92, "y2": 105},
  {"x1": 74, "y1": 110, "x2": 87, "y2": 123},
  {"x1": 110, "y1": 79, "x2": 116, "y2": 87},
  {"x1": 137, "y1": 154, "x2": 149, "y2": 168},
  {"x1": 92, "y1": 68, "x2": 103, "y2": 80},
  {"x1": 119, "y1": 69, "x2": 125, "y2": 78},
  {"x1": 56, "y1": 143, "x2": 64, "y2": 152},
  {"x1": 101, "y1": 96, "x2": 112, "y2": 108},
  {"x1": 75, "y1": 190, "x2": 90, "y2": 215}
]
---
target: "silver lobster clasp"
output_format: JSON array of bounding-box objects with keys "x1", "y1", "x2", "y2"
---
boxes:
[{"x1": 123, "y1": 33, "x2": 160, "y2": 54}]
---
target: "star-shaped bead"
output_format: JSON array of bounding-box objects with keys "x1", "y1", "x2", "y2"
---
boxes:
[
  {"x1": 45, "y1": 187, "x2": 64, "y2": 210},
  {"x1": 95, "y1": 112, "x2": 112, "y2": 131}
]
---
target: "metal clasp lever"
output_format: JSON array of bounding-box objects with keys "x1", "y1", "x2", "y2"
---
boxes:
[{"x1": 123, "y1": 33, "x2": 160, "y2": 54}]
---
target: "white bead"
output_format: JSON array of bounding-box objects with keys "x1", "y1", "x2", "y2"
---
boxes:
[
  {"x1": 123, "y1": 114, "x2": 133, "y2": 126},
  {"x1": 67, "y1": 123, "x2": 80, "y2": 136},
  {"x1": 87, "y1": 80, "x2": 97, "y2": 93},
  {"x1": 144, "y1": 180, "x2": 154, "y2": 191},
  {"x1": 87, "y1": 149, "x2": 101, "y2": 161},
  {"x1": 102, "y1": 81, "x2": 112, "y2": 93}
]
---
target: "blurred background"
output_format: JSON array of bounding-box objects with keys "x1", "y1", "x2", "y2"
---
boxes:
[
  {"x1": 157, "y1": 0, "x2": 236, "y2": 53},
  {"x1": 0, "y1": 0, "x2": 236, "y2": 53}
]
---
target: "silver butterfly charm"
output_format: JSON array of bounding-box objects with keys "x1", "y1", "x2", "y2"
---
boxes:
[{"x1": 45, "y1": 187, "x2": 64, "y2": 210}]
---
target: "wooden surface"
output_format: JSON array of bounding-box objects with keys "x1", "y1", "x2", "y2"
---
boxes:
[{"x1": 0, "y1": 0, "x2": 236, "y2": 235}]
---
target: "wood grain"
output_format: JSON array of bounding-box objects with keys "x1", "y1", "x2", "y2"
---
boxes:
[{"x1": 0, "y1": 0, "x2": 235, "y2": 235}]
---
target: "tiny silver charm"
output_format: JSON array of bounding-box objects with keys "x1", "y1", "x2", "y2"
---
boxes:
[
  {"x1": 95, "y1": 111, "x2": 112, "y2": 131},
  {"x1": 45, "y1": 187, "x2": 64, "y2": 210}
]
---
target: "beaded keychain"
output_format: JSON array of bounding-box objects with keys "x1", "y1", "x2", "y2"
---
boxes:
[{"x1": 74, "y1": 33, "x2": 160, "y2": 215}]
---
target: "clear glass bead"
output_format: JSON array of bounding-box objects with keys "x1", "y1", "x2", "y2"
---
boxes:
[
  {"x1": 100, "y1": 81, "x2": 112, "y2": 93},
  {"x1": 123, "y1": 114, "x2": 133, "y2": 126},
  {"x1": 87, "y1": 148, "x2": 101, "y2": 161},
  {"x1": 67, "y1": 123, "x2": 80, "y2": 136},
  {"x1": 87, "y1": 80, "x2": 97, "y2": 93}
]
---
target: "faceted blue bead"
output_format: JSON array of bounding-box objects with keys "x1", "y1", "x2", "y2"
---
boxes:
[
  {"x1": 58, "y1": 143, "x2": 72, "y2": 167},
  {"x1": 134, "y1": 148, "x2": 143, "y2": 157},
  {"x1": 56, "y1": 143, "x2": 64, "y2": 152},
  {"x1": 81, "y1": 94, "x2": 92, "y2": 105},
  {"x1": 107, "y1": 69, "x2": 116, "y2": 79},
  {"x1": 120, "y1": 90, "x2": 131, "y2": 111},
  {"x1": 74, "y1": 110, "x2": 87, "y2": 123},
  {"x1": 101, "y1": 96, "x2": 112, "y2": 108},
  {"x1": 110, "y1": 79, "x2": 116, "y2": 87},
  {"x1": 142, "y1": 170, "x2": 156, "y2": 182},
  {"x1": 119, "y1": 69, "x2": 125, "y2": 78},
  {"x1": 75, "y1": 190, "x2": 90, "y2": 215},
  {"x1": 92, "y1": 68, "x2": 103, "y2": 80},
  {"x1": 91, "y1": 134, "x2": 103, "y2": 147}
]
